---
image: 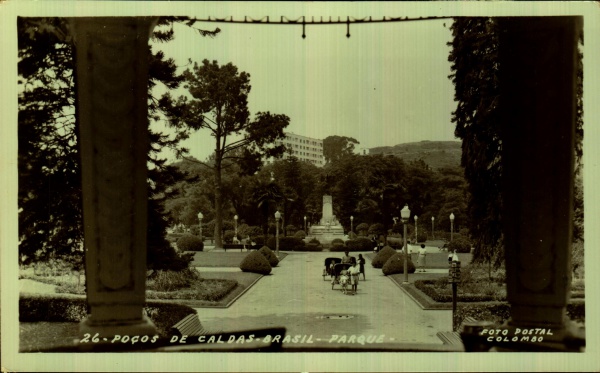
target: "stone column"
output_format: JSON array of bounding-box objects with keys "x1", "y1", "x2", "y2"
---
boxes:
[
  {"x1": 498, "y1": 17, "x2": 581, "y2": 340},
  {"x1": 69, "y1": 17, "x2": 158, "y2": 339}
]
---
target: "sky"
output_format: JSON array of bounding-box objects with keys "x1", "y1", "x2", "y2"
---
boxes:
[{"x1": 150, "y1": 4, "x2": 458, "y2": 162}]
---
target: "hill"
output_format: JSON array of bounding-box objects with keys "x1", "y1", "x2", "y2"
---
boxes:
[{"x1": 369, "y1": 140, "x2": 462, "y2": 170}]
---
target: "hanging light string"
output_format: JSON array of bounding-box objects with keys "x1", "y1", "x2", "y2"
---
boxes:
[{"x1": 193, "y1": 15, "x2": 452, "y2": 38}]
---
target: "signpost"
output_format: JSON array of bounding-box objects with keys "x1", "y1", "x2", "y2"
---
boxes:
[{"x1": 449, "y1": 259, "x2": 461, "y2": 330}]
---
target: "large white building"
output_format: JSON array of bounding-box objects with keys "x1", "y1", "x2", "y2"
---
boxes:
[{"x1": 277, "y1": 132, "x2": 325, "y2": 167}]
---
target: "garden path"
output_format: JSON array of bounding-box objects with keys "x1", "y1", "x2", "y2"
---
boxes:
[{"x1": 193, "y1": 251, "x2": 452, "y2": 345}]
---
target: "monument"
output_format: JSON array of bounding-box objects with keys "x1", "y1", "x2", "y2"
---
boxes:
[{"x1": 308, "y1": 195, "x2": 345, "y2": 244}]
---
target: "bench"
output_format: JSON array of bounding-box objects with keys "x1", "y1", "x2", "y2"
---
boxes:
[
  {"x1": 436, "y1": 316, "x2": 477, "y2": 346},
  {"x1": 222, "y1": 244, "x2": 245, "y2": 252},
  {"x1": 171, "y1": 314, "x2": 221, "y2": 337}
]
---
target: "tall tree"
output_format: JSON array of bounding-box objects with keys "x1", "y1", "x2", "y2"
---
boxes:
[
  {"x1": 160, "y1": 59, "x2": 290, "y2": 248},
  {"x1": 17, "y1": 17, "x2": 218, "y2": 266},
  {"x1": 323, "y1": 135, "x2": 360, "y2": 164},
  {"x1": 448, "y1": 17, "x2": 583, "y2": 267}
]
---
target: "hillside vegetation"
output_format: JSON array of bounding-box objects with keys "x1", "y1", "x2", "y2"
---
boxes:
[{"x1": 369, "y1": 141, "x2": 462, "y2": 170}]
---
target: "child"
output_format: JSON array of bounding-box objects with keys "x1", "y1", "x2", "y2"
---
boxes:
[
  {"x1": 358, "y1": 254, "x2": 366, "y2": 280},
  {"x1": 339, "y1": 268, "x2": 350, "y2": 294},
  {"x1": 349, "y1": 258, "x2": 360, "y2": 295}
]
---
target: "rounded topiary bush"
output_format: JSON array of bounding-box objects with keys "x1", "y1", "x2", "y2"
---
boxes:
[
  {"x1": 382, "y1": 253, "x2": 416, "y2": 275},
  {"x1": 345, "y1": 237, "x2": 372, "y2": 251},
  {"x1": 416, "y1": 231, "x2": 428, "y2": 243},
  {"x1": 331, "y1": 238, "x2": 345, "y2": 246},
  {"x1": 356, "y1": 223, "x2": 369, "y2": 236},
  {"x1": 266, "y1": 236, "x2": 305, "y2": 252},
  {"x1": 386, "y1": 235, "x2": 403, "y2": 249},
  {"x1": 258, "y1": 245, "x2": 280, "y2": 267},
  {"x1": 294, "y1": 230, "x2": 307, "y2": 239},
  {"x1": 309, "y1": 238, "x2": 321, "y2": 245},
  {"x1": 239, "y1": 251, "x2": 272, "y2": 275},
  {"x1": 371, "y1": 246, "x2": 396, "y2": 268},
  {"x1": 347, "y1": 231, "x2": 357, "y2": 239},
  {"x1": 176, "y1": 234, "x2": 204, "y2": 252},
  {"x1": 368, "y1": 223, "x2": 386, "y2": 237},
  {"x1": 224, "y1": 230, "x2": 236, "y2": 243},
  {"x1": 329, "y1": 243, "x2": 346, "y2": 252},
  {"x1": 448, "y1": 236, "x2": 472, "y2": 253}
]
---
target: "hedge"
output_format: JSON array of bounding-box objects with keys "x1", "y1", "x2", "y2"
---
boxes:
[
  {"x1": 266, "y1": 236, "x2": 306, "y2": 251},
  {"x1": 294, "y1": 230, "x2": 307, "y2": 239},
  {"x1": 448, "y1": 236, "x2": 472, "y2": 253},
  {"x1": 329, "y1": 243, "x2": 347, "y2": 252},
  {"x1": 345, "y1": 237, "x2": 373, "y2": 252},
  {"x1": 302, "y1": 243, "x2": 323, "y2": 252},
  {"x1": 414, "y1": 280, "x2": 499, "y2": 303},
  {"x1": 19, "y1": 293, "x2": 196, "y2": 337}
]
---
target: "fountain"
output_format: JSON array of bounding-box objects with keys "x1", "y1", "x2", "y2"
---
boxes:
[{"x1": 308, "y1": 195, "x2": 345, "y2": 244}]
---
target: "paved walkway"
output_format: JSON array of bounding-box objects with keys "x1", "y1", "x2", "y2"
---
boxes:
[{"x1": 195, "y1": 251, "x2": 451, "y2": 345}]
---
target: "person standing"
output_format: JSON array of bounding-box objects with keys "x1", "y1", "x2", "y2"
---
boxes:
[
  {"x1": 417, "y1": 244, "x2": 427, "y2": 272},
  {"x1": 358, "y1": 254, "x2": 366, "y2": 280},
  {"x1": 341, "y1": 250, "x2": 352, "y2": 264},
  {"x1": 349, "y1": 257, "x2": 360, "y2": 295}
]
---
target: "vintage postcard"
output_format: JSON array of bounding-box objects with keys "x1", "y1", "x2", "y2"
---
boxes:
[{"x1": 1, "y1": 1, "x2": 599, "y2": 372}]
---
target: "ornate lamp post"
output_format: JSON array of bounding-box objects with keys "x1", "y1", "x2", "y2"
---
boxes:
[
  {"x1": 234, "y1": 214, "x2": 238, "y2": 242},
  {"x1": 431, "y1": 216, "x2": 435, "y2": 240},
  {"x1": 304, "y1": 215, "x2": 307, "y2": 233},
  {"x1": 450, "y1": 212, "x2": 455, "y2": 241},
  {"x1": 400, "y1": 204, "x2": 411, "y2": 284},
  {"x1": 414, "y1": 215, "x2": 418, "y2": 243},
  {"x1": 350, "y1": 215, "x2": 354, "y2": 233},
  {"x1": 197, "y1": 212, "x2": 203, "y2": 241},
  {"x1": 275, "y1": 210, "x2": 281, "y2": 257}
]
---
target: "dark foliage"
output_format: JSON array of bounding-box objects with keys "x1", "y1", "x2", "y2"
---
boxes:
[
  {"x1": 258, "y1": 245, "x2": 279, "y2": 267},
  {"x1": 382, "y1": 253, "x2": 416, "y2": 275},
  {"x1": 239, "y1": 250, "x2": 272, "y2": 275},
  {"x1": 371, "y1": 246, "x2": 396, "y2": 268}
]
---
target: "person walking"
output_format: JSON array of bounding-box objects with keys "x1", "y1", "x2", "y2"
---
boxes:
[
  {"x1": 417, "y1": 244, "x2": 427, "y2": 272},
  {"x1": 358, "y1": 253, "x2": 366, "y2": 280}
]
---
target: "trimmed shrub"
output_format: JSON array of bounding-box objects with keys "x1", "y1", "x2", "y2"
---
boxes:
[
  {"x1": 189, "y1": 224, "x2": 201, "y2": 236},
  {"x1": 294, "y1": 230, "x2": 307, "y2": 239},
  {"x1": 266, "y1": 236, "x2": 305, "y2": 252},
  {"x1": 347, "y1": 231, "x2": 358, "y2": 239},
  {"x1": 147, "y1": 268, "x2": 201, "y2": 292},
  {"x1": 331, "y1": 238, "x2": 345, "y2": 246},
  {"x1": 176, "y1": 234, "x2": 204, "y2": 252},
  {"x1": 258, "y1": 245, "x2": 280, "y2": 267},
  {"x1": 371, "y1": 246, "x2": 396, "y2": 268},
  {"x1": 416, "y1": 231, "x2": 428, "y2": 243},
  {"x1": 356, "y1": 223, "x2": 369, "y2": 236},
  {"x1": 239, "y1": 251, "x2": 272, "y2": 275},
  {"x1": 285, "y1": 225, "x2": 298, "y2": 236},
  {"x1": 382, "y1": 253, "x2": 416, "y2": 275},
  {"x1": 309, "y1": 238, "x2": 321, "y2": 245},
  {"x1": 302, "y1": 243, "x2": 323, "y2": 252},
  {"x1": 345, "y1": 237, "x2": 372, "y2": 252},
  {"x1": 368, "y1": 223, "x2": 386, "y2": 237},
  {"x1": 329, "y1": 243, "x2": 347, "y2": 252},
  {"x1": 224, "y1": 230, "x2": 236, "y2": 243},
  {"x1": 19, "y1": 293, "x2": 196, "y2": 337},
  {"x1": 448, "y1": 236, "x2": 472, "y2": 253},
  {"x1": 386, "y1": 235, "x2": 403, "y2": 249}
]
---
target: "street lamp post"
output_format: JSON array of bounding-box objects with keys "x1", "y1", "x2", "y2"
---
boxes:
[
  {"x1": 350, "y1": 215, "x2": 354, "y2": 233},
  {"x1": 431, "y1": 216, "x2": 435, "y2": 240},
  {"x1": 275, "y1": 211, "x2": 281, "y2": 258},
  {"x1": 450, "y1": 212, "x2": 455, "y2": 241},
  {"x1": 304, "y1": 216, "x2": 307, "y2": 233},
  {"x1": 234, "y1": 214, "x2": 238, "y2": 242},
  {"x1": 197, "y1": 212, "x2": 203, "y2": 241},
  {"x1": 414, "y1": 215, "x2": 418, "y2": 243},
  {"x1": 401, "y1": 204, "x2": 411, "y2": 284}
]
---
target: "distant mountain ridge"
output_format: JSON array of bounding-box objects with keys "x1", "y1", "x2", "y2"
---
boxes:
[{"x1": 369, "y1": 140, "x2": 462, "y2": 170}]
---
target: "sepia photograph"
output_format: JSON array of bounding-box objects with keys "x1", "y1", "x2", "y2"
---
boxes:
[{"x1": 1, "y1": 1, "x2": 599, "y2": 372}]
